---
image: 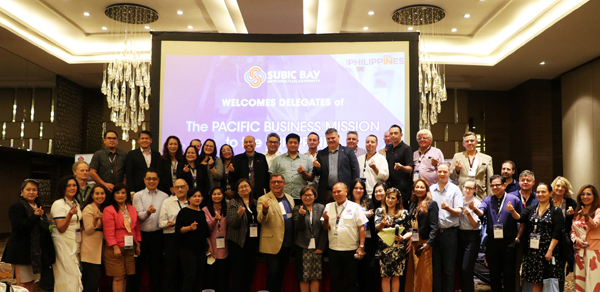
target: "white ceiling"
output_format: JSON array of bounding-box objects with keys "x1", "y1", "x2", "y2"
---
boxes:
[{"x1": 0, "y1": 0, "x2": 598, "y2": 90}]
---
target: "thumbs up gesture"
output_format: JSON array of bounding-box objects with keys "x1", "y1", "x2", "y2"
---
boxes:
[
  {"x1": 69, "y1": 204, "x2": 78, "y2": 215},
  {"x1": 455, "y1": 160, "x2": 463, "y2": 172},
  {"x1": 441, "y1": 200, "x2": 449, "y2": 210},
  {"x1": 34, "y1": 206, "x2": 44, "y2": 216},
  {"x1": 299, "y1": 206, "x2": 306, "y2": 215},
  {"x1": 506, "y1": 201, "x2": 514, "y2": 212},
  {"x1": 147, "y1": 204, "x2": 156, "y2": 215},
  {"x1": 183, "y1": 164, "x2": 190, "y2": 173},
  {"x1": 313, "y1": 159, "x2": 321, "y2": 169},
  {"x1": 567, "y1": 206, "x2": 575, "y2": 216},
  {"x1": 468, "y1": 200, "x2": 476, "y2": 211},
  {"x1": 93, "y1": 209, "x2": 103, "y2": 220},
  {"x1": 262, "y1": 199, "x2": 270, "y2": 215},
  {"x1": 238, "y1": 205, "x2": 246, "y2": 217},
  {"x1": 215, "y1": 212, "x2": 222, "y2": 220},
  {"x1": 190, "y1": 221, "x2": 198, "y2": 230},
  {"x1": 297, "y1": 164, "x2": 305, "y2": 174},
  {"x1": 322, "y1": 211, "x2": 329, "y2": 221},
  {"x1": 227, "y1": 163, "x2": 235, "y2": 172}
]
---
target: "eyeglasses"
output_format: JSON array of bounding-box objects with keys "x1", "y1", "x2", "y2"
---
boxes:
[
  {"x1": 271, "y1": 180, "x2": 284, "y2": 184},
  {"x1": 302, "y1": 193, "x2": 314, "y2": 197},
  {"x1": 490, "y1": 184, "x2": 503, "y2": 188},
  {"x1": 464, "y1": 187, "x2": 476, "y2": 191},
  {"x1": 144, "y1": 177, "x2": 159, "y2": 181},
  {"x1": 174, "y1": 185, "x2": 187, "y2": 189},
  {"x1": 238, "y1": 184, "x2": 250, "y2": 189}
]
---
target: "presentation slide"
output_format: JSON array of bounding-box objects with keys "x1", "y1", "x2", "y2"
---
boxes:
[{"x1": 160, "y1": 41, "x2": 410, "y2": 154}]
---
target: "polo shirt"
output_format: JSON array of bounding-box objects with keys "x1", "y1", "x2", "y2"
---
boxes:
[
  {"x1": 386, "y1": 141, "x2": 414, "y2": 183},
  {"x1": 89, "y1": 147, "x2": 127, "y2": 184},
  {"x1": 324, "y1": 200, "x2": 368, "y2": 251}
]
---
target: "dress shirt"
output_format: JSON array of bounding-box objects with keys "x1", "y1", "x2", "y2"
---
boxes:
[
  {"x1": 142, "y1": 149, "x2": 152, "y2": 168},
  {"x1": 460, "y1": 197, "x2": 481, "y2": 230},
  {"x1": 430, "y1": 182, "x2": 463, "y2": 228},
  {"x1": 158, "y1": 196, "x2": 188, "y2": 234},
  {"x1": 479, "y1": 193, "x2": 523, "y2": 239},
  {"x1": 324, "y1": 200, "x2": 368, "y2": 251},
  {"x1": 89, "y1": 147, "x2": 127, "y2": 185},
  {"x1": 328, "y1": 147, "x2": 340, "y2": 188},
  {"x1": 357, "y1": 152, "x2": 389, "y2": 196},
  {"x1": 386, "y1": 141, "x2": 414, "y2": 183},
  {"x1": 263, "y1": 151, "x2": 282, "y2": 167},
  {"x1": 269, "y1": 152, "x2": 314, "y2": 198},
  {"x1": 133, "y1": 188, "x2": 169, "y2": 232},
  {"x1": 413, "y1": 146, "x2": 445, "y2": 186},
  {"x1": 353, "y1": 147, "x2": 367, "y2": 158}
]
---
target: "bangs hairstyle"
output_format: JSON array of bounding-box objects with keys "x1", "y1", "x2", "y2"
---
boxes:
[
  {"x1": 205, "y1": 187, "x2": 227, "y2": 217},
  {"x1": 382, "y1": 188, "x2": 404, "y2": 218},
  {"x1": 348, "y1": 178, "x2": 369, "y2": 209}
]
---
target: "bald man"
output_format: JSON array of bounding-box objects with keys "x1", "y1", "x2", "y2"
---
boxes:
[{"x1": 230, "y1": 136, "x2": 270, "y2": 199}]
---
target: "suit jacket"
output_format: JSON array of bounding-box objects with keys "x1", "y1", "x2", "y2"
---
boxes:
[
  {"x1": 292, "y1": 203, "x2": 328, "y2": 251},
  {"x1": 102, "y1": 204, "x2": 141, "y2": 248},
  {"x1": 126, "y1": 148, "x2": 160, "y2": 193},
  {"x1": 313, "y1": 145, "x2": 360, "y2": 203},
  {"x1": 257, "y1": 192, "x2": 295, "y2": 254},
  {"x1": 226, "y1": 198, "x2": 258, "y2": 248},
  {"x1": 449, "y1": 152, "x2": 493, "y2": 200},
  {"x1": 231, "y1": 152, "x2": 270, "y2": 198},
  {"x1": 409, "y1": 200, "x2": 439, "y2": 246},
  {"x1": 157, "y1": 157, "x2": 181, "y2": 195}
]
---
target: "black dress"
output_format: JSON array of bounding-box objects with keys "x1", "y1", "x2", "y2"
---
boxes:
[{"x1": 520, "y1": 204, "x2": 565, "y2": 283}]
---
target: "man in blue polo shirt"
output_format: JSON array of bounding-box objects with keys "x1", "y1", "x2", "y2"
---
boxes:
[{"x1": 469, "y1": 175, "x2": 522, "y2": 292}]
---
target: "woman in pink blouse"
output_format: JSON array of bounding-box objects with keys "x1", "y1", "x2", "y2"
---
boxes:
[
  {"x1": 571, "y1": 184, "x2": 600, "y2": 291},
  {"x1": 203, "y1": 187, "x2": 229, "y2": 292},
  {"x1": 102, "y1": 183, "x2": 141, "y2": 292}
]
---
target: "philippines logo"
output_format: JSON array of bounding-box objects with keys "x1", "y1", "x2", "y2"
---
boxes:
[{"x1": 244, "y1": 66, "x2": 266, "y2": 88}]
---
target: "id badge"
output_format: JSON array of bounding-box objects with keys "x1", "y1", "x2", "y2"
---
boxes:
[
  {"x1": 468, "y1": 168, "x2": 476, "y2": 177},
  {"x1": 413, "y1": 171, "x2": 419, "y2": 182},
  {"x1": 216, "y1": 236, "x2": 225, "y2": 249},
  {"x1": 411, "y1": 228, "x2": 419, "y2": 242},
  {"x1": 308, "y1": 237, "x2": 316, "y2": 249},
  {"x1": 530, "y1": 234, "x2": 540, "y2": 249},
  {"x1": 249, "y1": 224, "x2": 258, "y2": 238},
  {"x1": 75, "y1": 229, "x2": 82, "y2": 243},
  {"x1": 493, "y1": 224, "x2": 504, "y2": 239},
  {"x1": 279, "y1": 202, "x2": 286, "y2": 217},
  {"x1": 124, "y1": 235, "x2": 134, "y2": 249}
]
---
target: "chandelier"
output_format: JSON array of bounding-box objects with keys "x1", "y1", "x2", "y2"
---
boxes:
[
  {"x1": 393, "y1": 5, "x2": 448, "y2": 131},
  {"x1": 100, "y1": 4, "x2": 158, "y2": 141}
]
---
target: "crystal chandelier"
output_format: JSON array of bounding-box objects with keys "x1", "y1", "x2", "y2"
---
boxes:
[
  {"x1": 393, "y1": 5, "x2": 448, "y2": 131},
  {"x1": 101, "y1": 4, "x2": 158, "y2": 141}
]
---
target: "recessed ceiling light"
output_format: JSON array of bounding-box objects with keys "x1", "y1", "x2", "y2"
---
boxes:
[
  {"x1": 363, "y1": 27, "x2": 368, "y2": 31},
  {"x1": 144, "y1": 26, "x2": 150, "y2": 29},
  {"x1": 177, "y1": 10, "x2": 183, "y2": 15},
  {"x1": 451, "y1": 28, "x2": 457, "y2": 32},
  {"x1": 83, "y1": 12, "x2": 90, "y2": 17},
  {"x1": 368, "y1": 11, "x2": 374, "y2": 16},
  {"x1": 101, "y1": 27, "x2": 107, "y2": 30},
  {"x1": 407, "y1": 27, "x2": 414, "y2": 31},
  {"x1": 464, "y1": 14, "x2": 471, "y2": 18},
  {"x1": 540, "y1": 62, "x2": 546, "y2": 65},
  {"x1": 188, "y1": 25, "x2": 193, "y2": 29}
]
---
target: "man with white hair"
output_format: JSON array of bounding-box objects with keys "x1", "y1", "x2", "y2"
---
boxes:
[{"x1": 413, "y1": 129, "x2": 445, "y2": 186}]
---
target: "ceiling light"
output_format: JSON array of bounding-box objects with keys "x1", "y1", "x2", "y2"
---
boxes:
[
  {"x1": 83, "y1": 12, "x2": 90, "y2": 16},
  {"x1": 363, "y1": 26, "x2": 368, "y2": 30},
  {"x1": 368, "y1": 11, "x2": 374, "y2": 16},
  {"x1": 408, "y1": 27, "x2": 414, "y2": 31},
  {"x1": 101, "y1": 26, "x2": 107, "y2": 30},
  {"x1": 540, "y1": 61, "x2": 546, "y2": 65},
  {"x1": 464, "y1": 14, "x2": 471, "y2": 18},
  {"x1": 177, "y1": 10, "x2": 183, "y2": 15},
  {"x1": 188, "y1": 25, "x2": 193, "y2": 29},
  {"x1": 144, "y1": 26, "x2": 150, "y2": 29},
  {"x1": 451, "y1": 28, "x2": 457, "y2": 32}
]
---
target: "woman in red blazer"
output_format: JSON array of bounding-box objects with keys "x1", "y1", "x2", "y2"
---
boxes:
[{"x1": 102, "y1": 183, "x2": 141, "y2": 292}]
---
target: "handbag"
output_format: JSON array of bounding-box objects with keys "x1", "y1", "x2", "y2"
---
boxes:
[{"x1": 542, "y1": 278, "x2": 559, "y2": 292}]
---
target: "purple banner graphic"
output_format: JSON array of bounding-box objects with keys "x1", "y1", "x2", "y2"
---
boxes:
[{"x1": 161, "y1": 52, "x2": 406, "y2": 154}]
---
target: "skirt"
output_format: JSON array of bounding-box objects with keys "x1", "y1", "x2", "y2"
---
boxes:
[
  {"x1": 295, "y1": 248, "x2": 322, "y2": 282},
  {"x1": 573, "y1": 248, "x2": 600, "y2": 292},
  {"x1": 379, "y1": 243, "x2": 407, "y2": 277}
]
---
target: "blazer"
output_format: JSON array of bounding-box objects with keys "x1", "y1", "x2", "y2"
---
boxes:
[
  {"x1": 409, "y1": 200, "x2": 439, "y2": 246},
  {"x1": 176, "y1": 161, "x2": 209, "y2": 197},
  {"x1": 313, "y1": 145, "x2": 360, "y2": 203},
  {"x1": 562, "y1": 198, "x2": 578, "y2": 236},
  {"x1": 231, "y1": 152, "x2": 270, "y2": 198},
  {"x1": 571, "y1": 209, "x2": 600, "y2": 250},
  {"x1": 226, "y1": 197, "x2": 258, "y2": 248},
  {"x1": 449, "y1": 151, "x2": 494, "y2": 200},
  {"x1": 157, "y1": 157, "x2": 181, "y2": 195},
  {"x1": 81, "y1": 203, "x2": 103, "y2": 264},
  {"x1": 257, "y1": 192, "x2": 295, "y2": 254},
  {"x1": 292, "y1": 203, "x2": 327, "y2": 251},
  {"x1": 102, "y1": 204, "x2": 141, "y2": 248},
  {"x1": 126, "y1": 148, "x2": 160, "y2": 193}
]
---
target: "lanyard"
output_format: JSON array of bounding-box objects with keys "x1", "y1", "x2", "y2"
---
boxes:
[
  {"x1": 109, "y1": 152, "x2": 118, "y2": 181},
  {"x1": 415, "y1": 147, "x2": 431, "y2": 169},
  {"x1": 335, "y1": 202, "x2": 347, "y2": 229},
  {"x1": 362, "y1": 153, "x2": 375, "y2": 175},
  {"x1": 468, "y1": 152, "x2": 478, "y2": 170},
  {"x1": 495, "y1": 195, "x2": 506, "y2": 224},
  {"x1": 244, "y1": 201, "x2": 255, "y2": 223},
  {"x1": 521, "y1": 193, "x2": 529, "y2": 208},
  {"x1": 177, "y1": 199, "x2": 186, "y2": 210}
]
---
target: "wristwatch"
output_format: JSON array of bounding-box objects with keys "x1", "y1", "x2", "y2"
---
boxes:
[
  {"x1": 514, "y1": 238, "x2": 520, "y2": 243},
  {"x1": 359, "y1": 245, "x2": 365, "y2": 249}
]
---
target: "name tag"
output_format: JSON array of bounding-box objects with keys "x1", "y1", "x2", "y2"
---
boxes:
[
  {"x1": 493, "y1": 224, "x2": 503, "y2": 239},
  {"x1": 279, "y1": 202, "x2": 287, "y2": 217},
  {"x1": 411, "y1": 228, "x2": 419, "y2": 242},
  {"x1": 124, "y1": 235, "x2": 134, "y2": 249},
  {"x1": 216, "y1": 236, "x2": 225, "y2": 249},
  {"x1": 308, "y1": 237, "x2": 316, "y2": 249},
  {"x1": 249, "y1": 224, "x2": 258, "y2": 238},
  {"x1": 413, "y1": 171, "x2": 420, "y2": 182},
  {"x1": 530, "y1": 234, "x2": 540, "y2": 249},
  {"x1": 468, "y1": 169, "x2": 476, "y2": 177},
  {"x1": 75, "y1": 229, "x2": 82, "y2": 243}
]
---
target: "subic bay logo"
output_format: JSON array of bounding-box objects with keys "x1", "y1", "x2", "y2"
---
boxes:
[{"x1": 244, "y1": 66, "x2": 266, "y2": 88}]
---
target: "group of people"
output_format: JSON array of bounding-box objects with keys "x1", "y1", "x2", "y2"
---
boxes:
[{"x1": 2, "y1": 126, "x2": 599, "y2": 292}]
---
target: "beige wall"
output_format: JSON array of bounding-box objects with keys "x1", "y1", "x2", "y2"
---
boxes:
[{"x1": 562, "y1": 58, "x2": 600, "y2": 191}]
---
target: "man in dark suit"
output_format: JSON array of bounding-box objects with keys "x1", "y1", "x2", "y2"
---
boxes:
[
  {"x1": 313, "y1": 128, "x2": 360, "y2": 204},
  {"x1": 229, "y1": 136, "x2": 270, "y2": 198},
  {"x1": 126, "y1": 130, "x2": 160, "y2": 193}
]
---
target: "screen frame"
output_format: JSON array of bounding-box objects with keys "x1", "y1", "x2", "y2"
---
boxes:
[{"x1": 150, "y1": 32, "x2": 420, "y2": 150}]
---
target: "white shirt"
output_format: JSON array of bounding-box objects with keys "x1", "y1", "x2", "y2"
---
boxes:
[
  {"x1": 142, "y1": 148, "x2": 152, "y2": 168},
  {"x1": 158, "y1": 196, "x2": 189, "y2": 234},
  {"x1": 324, "y1": 200, "x2": 368, "y2": 251},
  {"x1": 263, "y1": 151, "x2": 282, "y2": 167},
  {"x1": 133, "y1": 188, "x2": 169, "y2": 232},
  {"x1": 357, "y1": 152, "x2": 389, "y2": 196}
]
